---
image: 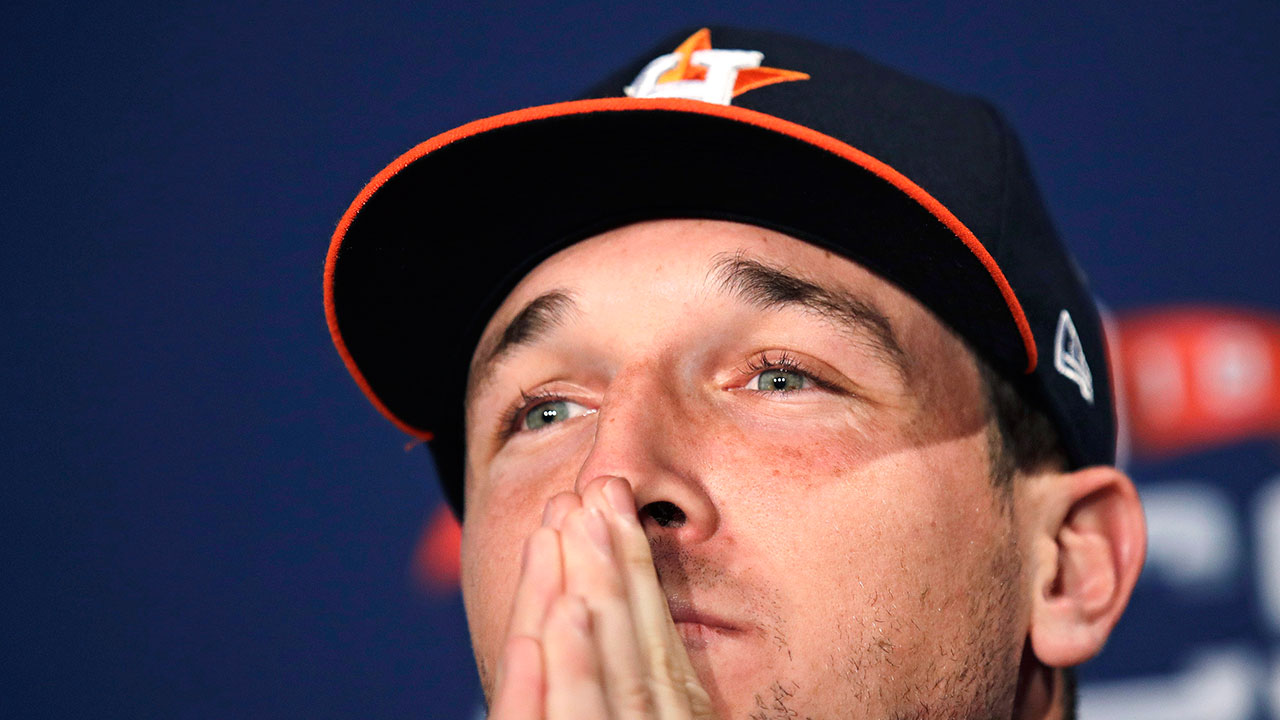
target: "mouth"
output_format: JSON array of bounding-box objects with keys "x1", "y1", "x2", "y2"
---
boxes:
[{"x1": 666, "y1": 596, "x2": 742, "y2": 649}]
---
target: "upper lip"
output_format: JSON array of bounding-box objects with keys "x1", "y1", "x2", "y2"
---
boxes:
[{"x1": 666, "y1": 596, "x2": 742, "y2": 632}]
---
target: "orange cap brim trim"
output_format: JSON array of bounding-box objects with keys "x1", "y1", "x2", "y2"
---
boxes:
[{"x1": 324, "y1": 97, "x2": 1039, "y2": 438}]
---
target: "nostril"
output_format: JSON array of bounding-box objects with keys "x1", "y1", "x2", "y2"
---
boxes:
[{"x1": 641, "y1": 501, "x2": 687, "y2": 528}]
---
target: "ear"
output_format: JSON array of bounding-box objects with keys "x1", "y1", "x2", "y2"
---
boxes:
[{"x1": 1024, "y1": 465, "x2": 1147, "y2": 667}]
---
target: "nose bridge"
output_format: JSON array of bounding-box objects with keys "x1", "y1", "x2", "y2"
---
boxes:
[
  {"x1": 574, "y1": 360, "x2": 678, "y2": 488},
  {"x1": 573, "y1": 359, "x2": 719, "y2": 540}
]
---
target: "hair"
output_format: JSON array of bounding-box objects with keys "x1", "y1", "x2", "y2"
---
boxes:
[
  {"x1": 976, "y1": 357, "x2": 1068, "y2": 489},
  {"x1": 974, "y1": 356, "x2": 1078, "y2": 719}
]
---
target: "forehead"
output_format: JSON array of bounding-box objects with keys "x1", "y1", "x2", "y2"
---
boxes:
[
  {"x1": 468, "y1": 219, "x2": 980, "y2": 403},
  {"x1": 501, "y1": 219, "x2": 871, "y2": 302}
]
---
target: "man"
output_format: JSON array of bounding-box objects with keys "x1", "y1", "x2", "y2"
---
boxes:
[{"x1": 324, "y1": 27, "x2": 1146, "y2": 719}]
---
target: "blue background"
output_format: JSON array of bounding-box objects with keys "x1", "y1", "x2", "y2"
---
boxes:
[{"x1": 5, "y1": 2, "x2": 1278, "y2": 718}]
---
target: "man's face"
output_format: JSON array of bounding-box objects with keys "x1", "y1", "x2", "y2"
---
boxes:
[{"x1": 460, "y1": 219, "x2": 1030, "y2": 718}]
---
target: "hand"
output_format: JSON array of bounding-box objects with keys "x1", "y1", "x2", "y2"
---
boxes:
[{"x1": 488, "y1": 476, "x2": 716, "y2": 719}]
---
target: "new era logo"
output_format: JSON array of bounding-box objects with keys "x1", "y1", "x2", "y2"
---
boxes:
[{"x1": 1055, "y1": 309, "x2": 1094, "y2": 403}]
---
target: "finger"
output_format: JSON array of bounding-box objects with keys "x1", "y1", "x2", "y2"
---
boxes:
[
  {"x1": 598, "y1": 476, "x2": 710, "y2": 719},
  {"x1": 543, "y1": 595, "x2": 610, "y2": 720},
  {"x1": 542, "y1": 491, "x2": 582, "y2": 530},
  {"x1": 560, "y1": 503, "x2": 652, "y2": 719},
  {"x1": 505, "y1": 527, "x2": 564, "y2": 643},
  {"x1": 488, "y1": 635, "x2": 544, "y2": 720}
]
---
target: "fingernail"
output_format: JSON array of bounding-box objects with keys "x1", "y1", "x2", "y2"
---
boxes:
[
  {"x1": 520, "y1": 535, "x2": 532, "y2": 571},
  {"x1": 585, "y1": 507, "x2": 611, "y2": 553},
  {"x1": 603, "y1": 477, "x2": 636, "y2": 520},
  {"x1": 541, "y1": 499, "x2": 558, "y2": 527}
]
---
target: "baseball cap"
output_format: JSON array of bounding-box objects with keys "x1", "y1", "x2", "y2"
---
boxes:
[{"x1": 324, "y1": 26, "x2": 1115, "y2": 517}]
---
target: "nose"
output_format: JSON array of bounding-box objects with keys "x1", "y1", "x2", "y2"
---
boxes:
[{"x1": 572, "y1": 363, "x2": 719, "y2": 543}]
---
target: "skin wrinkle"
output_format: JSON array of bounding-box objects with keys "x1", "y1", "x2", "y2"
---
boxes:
[{"x1": 708, "y1": 251, "x2": 912, "y2": 384}]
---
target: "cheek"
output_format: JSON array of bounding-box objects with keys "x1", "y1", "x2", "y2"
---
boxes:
[
  {"x1": 460, "y1": 432, "x2": 597, "y2": 649},
  {"x1": 788, "y1": 433, "x2": 1008, "y2": 596},
  {"x1": 707, "y1": 423, "x2": 1015, "y2": 658},
  {"x1": 699, "y1": 404, "x2": 898, "y2": 492},
  {"x1": 460, "y1": 520, "x2": 514, "y2": 676},
  {"x1": 460, "y1": 481, "x2": 554, "y2": 678},
  {"x1": 459, "y1": 435, "x2": 599, "y2": 667}
]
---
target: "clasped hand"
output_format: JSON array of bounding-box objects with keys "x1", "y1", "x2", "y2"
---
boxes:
[{"x1": 488, "y1": 476, "x2": 716, "y2": 719}]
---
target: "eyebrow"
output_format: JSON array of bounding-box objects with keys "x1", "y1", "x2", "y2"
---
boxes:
[
  {"x1": 709, "y1": 252, "x2": 910, "y2": 379},
  {"x1": 468, "y1": 290, "x2": 578, "y2": 397},
  {"x1": 466, "y1": 251, "x2": 911, "y2": 399}
]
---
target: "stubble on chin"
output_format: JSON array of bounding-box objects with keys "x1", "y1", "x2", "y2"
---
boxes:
[{"x1": 739, "y1": 524, "x2": 1024, "y2": 720}]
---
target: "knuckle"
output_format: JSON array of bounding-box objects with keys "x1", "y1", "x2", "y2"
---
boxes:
[
  {"x1": 623, "y1": 545, "x2": 657, "y2": 573},
  {"x1": 647, "y1": 644, "x2": 679, "y2": 682},
  {"x1": 614, "y1": 679, "x2": 654, "y2": 715}
]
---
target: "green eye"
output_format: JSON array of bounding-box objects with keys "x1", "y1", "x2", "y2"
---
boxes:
[
  {"x1": 524, "y1": 400, "x2": 570, "y2": 430},
  {"x1": 756, "y1": 369, "x2": 807, "y2": 392},
  {"x1": 521, "y1": 399, "x2": 594, "y2": 431}
]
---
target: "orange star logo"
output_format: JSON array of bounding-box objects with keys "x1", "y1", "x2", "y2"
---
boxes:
[{"x1": 625, "y1": 28, "x2": 809, "y2": 106}]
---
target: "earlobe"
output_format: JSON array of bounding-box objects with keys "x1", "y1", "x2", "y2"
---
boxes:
[{"x1": 1026, "y1": 465, "x2": 1147, "y2": 668}]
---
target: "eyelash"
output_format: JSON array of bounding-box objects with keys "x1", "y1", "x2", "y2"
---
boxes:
[
  {"x1": 497, "y1": 388, "x2": 563, "y2": 441},
  {"x1": 497, "y1": 352, "x2": 838, "y2": 441},
  {"x1": 739, "y1": 350, "x2": 840, "y2": 393}
]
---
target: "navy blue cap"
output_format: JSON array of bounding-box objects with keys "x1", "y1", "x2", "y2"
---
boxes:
[{"x1": 325, "y1": 27, "x2": 1115, "y2": 517}]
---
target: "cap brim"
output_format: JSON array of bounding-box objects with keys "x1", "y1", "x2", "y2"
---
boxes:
[{"x1": 324, "y1": 97, "x2": 1035, "y2": 509}]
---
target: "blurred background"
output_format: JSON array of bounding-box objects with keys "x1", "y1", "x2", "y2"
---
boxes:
[{"x1": 4, "y1": 2, "x2": 1278, "y2": 718}]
